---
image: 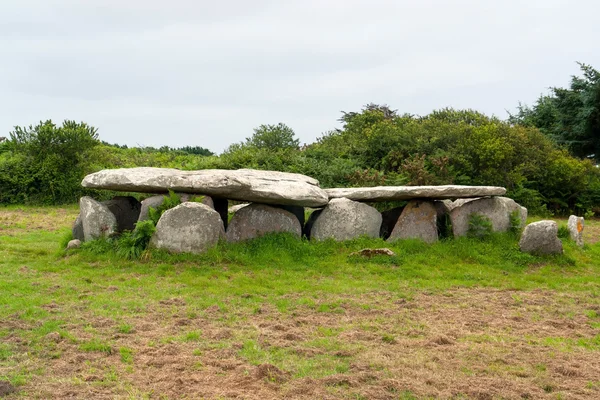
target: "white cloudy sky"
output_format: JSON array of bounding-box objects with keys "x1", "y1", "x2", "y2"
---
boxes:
[{"x1": 2, "y1": 0, "x2": 599, "y2": 153}]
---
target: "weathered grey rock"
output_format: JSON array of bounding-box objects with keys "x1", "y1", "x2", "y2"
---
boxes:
[
  {"x1": 226, "y1": 204, "x2": 301, "y2": 242},
  {"x1": 325, "y1": 185, "x2": 506, "y2": 202},
  {"x1": 380, "y1": 206, "x2": 404, "y2": 240},
  {"x1": 310, "y1": 198, "x2": 382, "y2": 241},
  {"x1": 519, "y1": 220, "x2": 563, "y2": 255},
  {"x1": 150, "y1": 202, "x2": 224, "y2": 254},
  {"x1": 228, "y1": 203, "x2": 250, "y2": 213},
  {"x1": 103, "y1": 196, "x2": 141, "y2": 232},
  {"x1": 567, "y1": 215, "x2": 584, "y2": 247},
  {"x1": 79, "y1": 196, "x2": 117, "y2": 241},
  {"x1": 82, "y1": 167, "x2": 329, "y2": 207},
  {"x1": 388, "y1": 200, "x2": 438, "y2": 243},
  {"x1": 450, "y1": 197, "x2": 527, "y2": 237},
  {"x1": 66, "y1": 239, "x2": 81, "y2": 250},
  {"x1": 72, "y1": 214, "x2": 84, "y2": 241},
  {"x1": 277, "y1": 205, "x2": 305, "y2": 227},
  {"x1": 350, "y1": 248, "x2": 396, "y2": 257}
]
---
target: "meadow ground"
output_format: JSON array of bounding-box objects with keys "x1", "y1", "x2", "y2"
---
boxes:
[{"x1": 1, "y1": 206, "x2": 600, "y2": 399}]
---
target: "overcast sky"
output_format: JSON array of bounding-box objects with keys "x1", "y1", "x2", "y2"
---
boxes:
[{"x1": 2, "y1": 0, "x2": 599, "y2": 153}]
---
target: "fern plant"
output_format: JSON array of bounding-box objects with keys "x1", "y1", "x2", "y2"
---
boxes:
[{"x1": 467, "y1": 213, "x2": 493, "y2": 239}]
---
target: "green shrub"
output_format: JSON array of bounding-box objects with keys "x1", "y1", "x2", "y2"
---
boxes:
[
  {"x1": 557, "y1": 225, "x2": 570, "y2": 239},
  {"x1": 467, "y1": 213, "x2": 493, "y2": 239}
]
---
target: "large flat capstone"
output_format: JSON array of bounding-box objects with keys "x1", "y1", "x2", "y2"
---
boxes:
[
  {"x1": 82, "y1": 167, "x2": 329, "y2": 207},
  {"x1": 325, "y1": 185, "x2": 506, "y2": 202}
]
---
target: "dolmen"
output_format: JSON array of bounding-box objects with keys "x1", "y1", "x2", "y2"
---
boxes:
[{"x1": 73, "y1": 167, "x2": 532, "y2": 254}]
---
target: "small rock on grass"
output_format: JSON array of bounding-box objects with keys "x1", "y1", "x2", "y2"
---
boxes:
[
  {"x1": 66, "y1": 239, "x2": 81, "y2": 250},
  {"x1": 350, "y1": 248, "x2": 396, "y2": 257}
]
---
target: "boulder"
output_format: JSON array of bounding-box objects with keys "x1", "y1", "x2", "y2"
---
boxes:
[
  {"x1": 72, "y1": 214, "x2": 84, "y2": 241},
  {"x1": 82, "y1": 167, "x2": 329, "y2": 207},
  {"x1": 226, "y1": 204, "x2": 301, "y2": 242},
  {"x1": 388, "y1": 200, "x2": 438, "y2": 243},
  {"x1": 519, "y1": 220, "x2": 563, "y2": 255},
  {"x1": 103, "y1": 196, "x2": 141, "y2": 232},
  {"x1": 567, "y1": 215, "x2": 584, "y2": 247},
  {"x1": 277, "y1": 205, "x2": 305, "y2": 227},
  {"x1": 66, "y1": 239, "x2": 81, "y2": 250},
  {"x1": 380, "y1": 206, "x2": 404, "y2": 240},
  {"x1": 450, "y1": 197, "x2": 527, "y2": 237},
  {"x1": 150, "y1": 202, "x2": 224, "y2": 254},
  {"x1": 325, "y1": 185, "x2": 506, "y2": 202},
  {"x1": 79, "y1": 196, "x2": 117, "y2": 241},
  {"x1": 310, "y1": 198, "x2": 382, "y2": 241}
]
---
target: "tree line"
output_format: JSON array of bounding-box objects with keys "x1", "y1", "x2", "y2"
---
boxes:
[{"x1": 1, "y1": 63, "x2": 598, "y2": 216}]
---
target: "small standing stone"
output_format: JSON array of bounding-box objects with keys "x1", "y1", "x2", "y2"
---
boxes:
[
  {"x1": 79, "y1": 197, "x2": 117, "y2": 241},
  {"x1": 519, "y1": 220, "x2": 563, "y2": 255},
  {"x1": 388, "y1": 200, "x2": 438, "y2": 243},
  {"x1": 226, "y1": 204, "x2": 301, "y2": 242},
  {"x1": 150, "y1": 202, "x2": 224, "y2": 254},
  {"x1": 567, "y1": 215, "x2": 584, "y2": 247},
  {"x1": 310, "y1": 198, "x2": 381, "y2": 241}
]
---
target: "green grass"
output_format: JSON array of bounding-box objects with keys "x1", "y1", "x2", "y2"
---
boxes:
[{"x1": 2, "y1": 206, "x2": 600, "y2": 399}]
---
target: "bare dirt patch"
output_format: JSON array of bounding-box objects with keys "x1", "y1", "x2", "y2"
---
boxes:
[{"x1": 5, "y1": 288, "x2": 600, "y2": 399}]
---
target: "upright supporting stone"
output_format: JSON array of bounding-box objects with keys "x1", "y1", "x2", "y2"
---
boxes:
[
  {"x1": 226, "y1": 204, "x2": 301, "y2": 242},
  {"x1": 567, "y1": 215, "x2": 584, "y2": 247},
  {"x1": 103, "y1": 196, "x2": 141, "y2": 232},
  {"x1": 79, "y1": 196, "x2": 117, "y2": 241},
  {"x1": 150, "y1": 202, "x2": 224, "y2": 254},
  {"x1": 388, "y1": 200, "x2": 438, "y2": 243},
  {"x1": 72, "y1": 214, "x2": 84, "y2": 241},
  {"x1": 450, "y1": 197, "x2": 527, "y2": 237},
  {"x1": 310, "y1": 198, "x2": 381, "y2": 241}
]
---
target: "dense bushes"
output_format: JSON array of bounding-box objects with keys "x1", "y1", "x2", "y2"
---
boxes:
[{"x1": 1, "y1": 108, "x2": 599, "y2": 216}]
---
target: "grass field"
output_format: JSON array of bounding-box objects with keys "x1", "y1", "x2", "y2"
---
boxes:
[{"x1": 1, "y1": 206, "x2": 600, "y2": 399}]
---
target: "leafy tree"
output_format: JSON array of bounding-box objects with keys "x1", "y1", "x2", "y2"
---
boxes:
[
  {"x1": 510, "y1": 62, "x2": 600, "y2": 161},
  {"x1": 1, "y1": 120, "x2": 99, "y2": 203},
  {"x1": 245, "y1": 123, "x2": 300, "y2": 150}
]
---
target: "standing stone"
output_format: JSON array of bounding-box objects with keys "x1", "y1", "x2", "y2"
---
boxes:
[
  {"x1": 519, "y1": 220, "x2": 563, "y2": 255},
  {"x1": 79, "y1": 197, "x2": 117, "y2": 241},
  {"x1": 388, "y1": 200, "x2": 438, "y2": 243},
  {"x1": 150, "y1": 202, "x2": 224, "y2": 254},
  {"x1": 310, "y1": 198, "x2": 382, "y2": 241},
  {"x1": 277, "y1": 205, "x2": 305, "y2": 227},
  {"x1": 567, "y1": 215, "x2": 584, "y2": 247},
  {"x1": 72, "y1": 214, "x2": 85, "y2": 241},
  {"x1": 380, "y1": 206, "x2": 404, "y2": 240},
  {"x1": 226, "y1": 204, "x2": 301, "y2": 242},
  {"x1": 450, "y1": 197, "x2": 527, "y2": 237},
  {"x1": 103, "y1": 196, "x2": 141, "y2": 232}
]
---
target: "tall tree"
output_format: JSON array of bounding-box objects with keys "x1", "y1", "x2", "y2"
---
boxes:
[{"x1": 510, "y1": 62, "x2": 600, "y2": 162}]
